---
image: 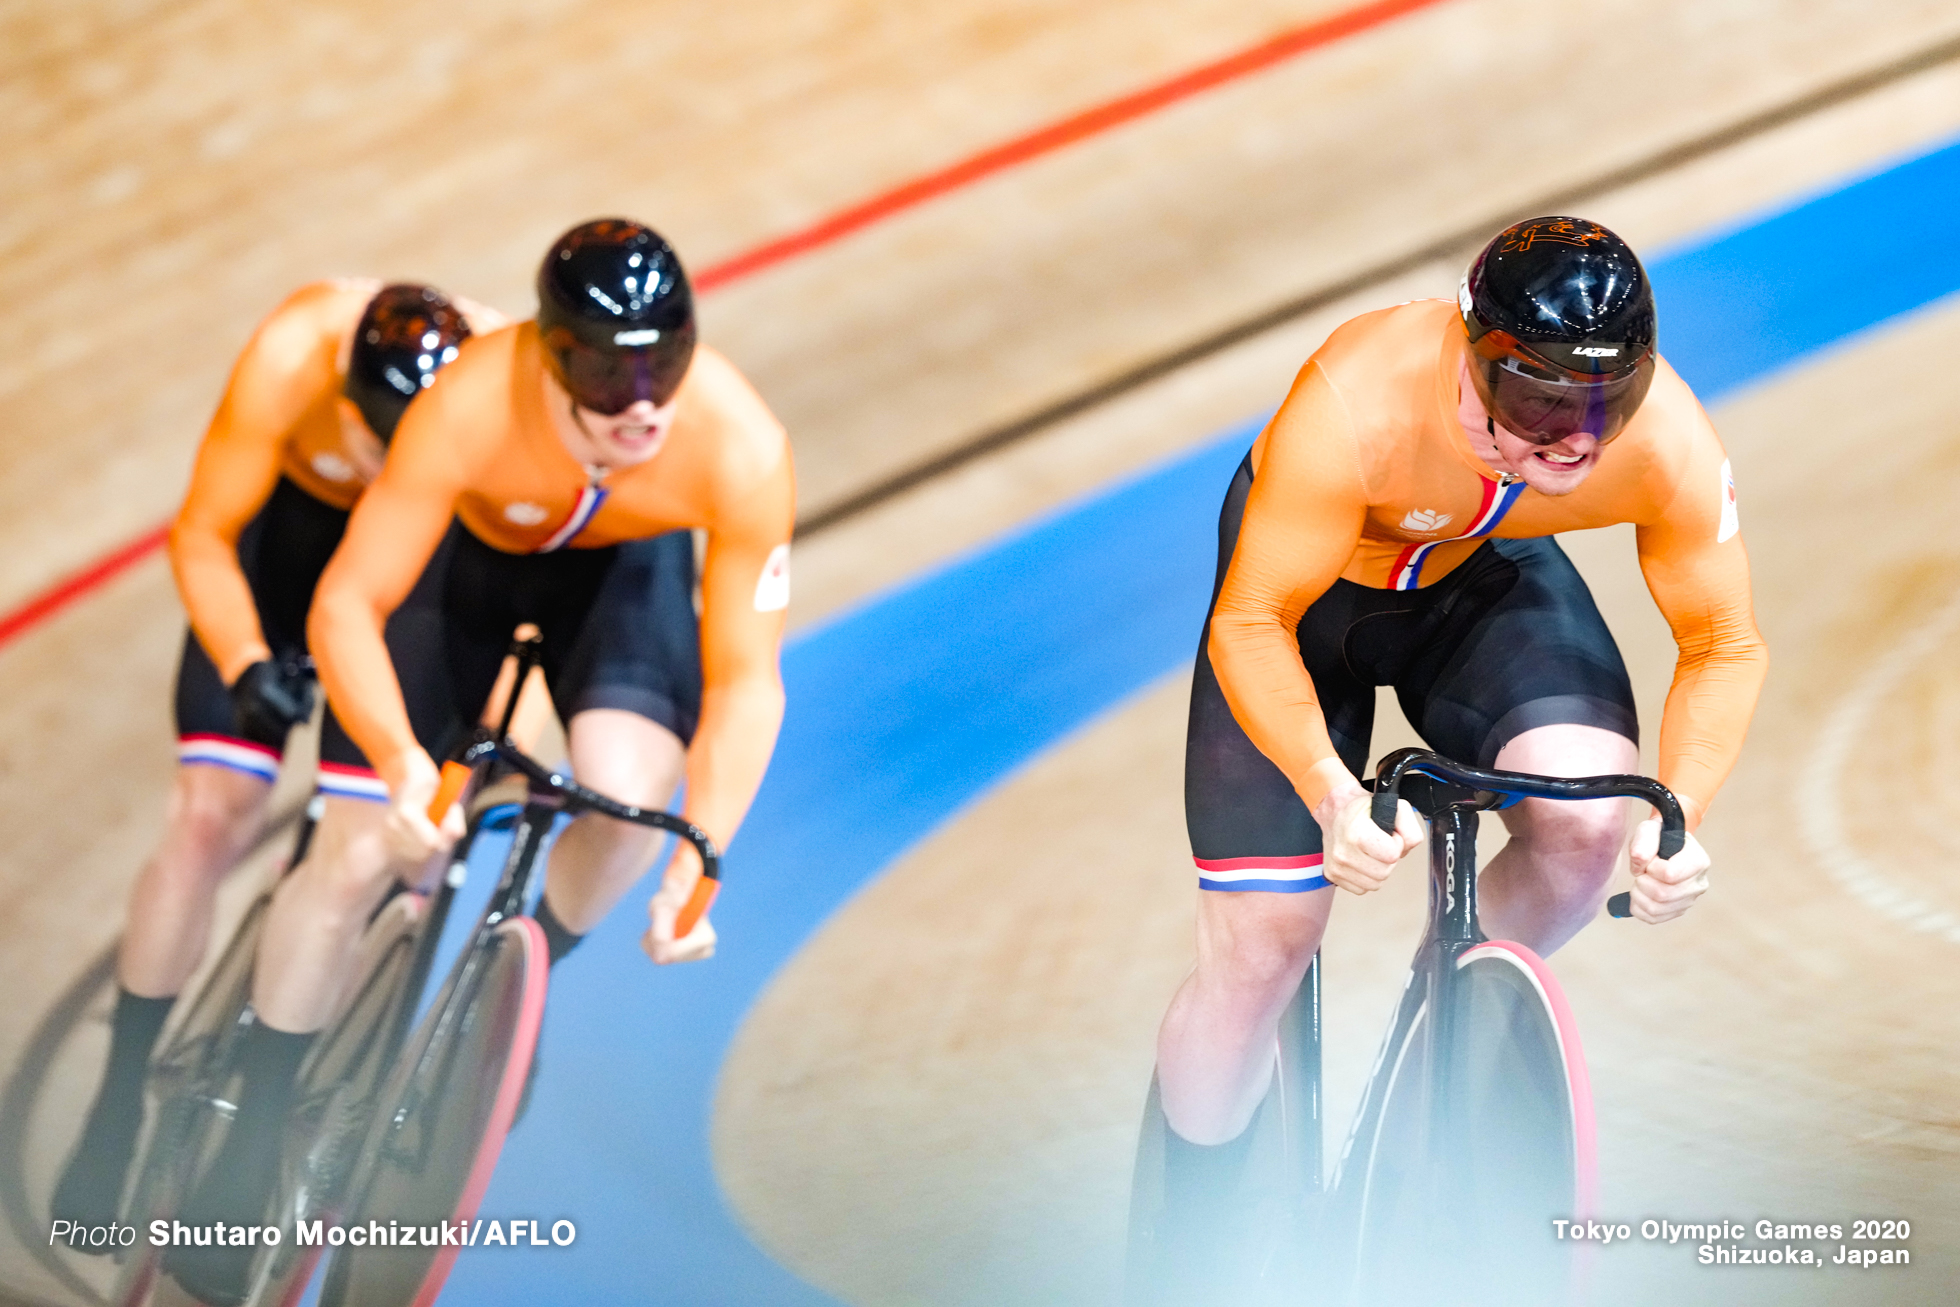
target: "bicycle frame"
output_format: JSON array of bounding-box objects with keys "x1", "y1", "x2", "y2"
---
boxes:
[
  {"x1": 1360, "y1": 749, "x2": 1683, "y2": 1179},
  {"x1": 1326, "y1": 749, "x2": 1686, "y2": 1219},
  {"x1": 324, "y1": 654, "x2": 722, "y2": 1305}
]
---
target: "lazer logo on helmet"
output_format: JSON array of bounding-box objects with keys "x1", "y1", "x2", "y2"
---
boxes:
[
  {"x1": 1571, "y1": 347, "x2": 1620, "y2": 357},
  {"x1": 613, "y1": 328, "x2": 663, "y2": 346}
]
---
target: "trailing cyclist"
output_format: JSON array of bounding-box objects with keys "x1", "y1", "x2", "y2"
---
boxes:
[
  {"x1": 163, "y1": 219, "x2": 795, "y2": 1304},
  {"x1": 1139, "y1": 216, "x2": 1768, "y2": 1299},
  {"x1": 50, "y1": 281, "x2": 496, "y2": 1237}
]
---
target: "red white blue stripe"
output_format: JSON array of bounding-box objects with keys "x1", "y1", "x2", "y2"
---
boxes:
[
  {"x1": 1196, "y1": 853, "x2": 1329, "y2": 893},
  {"x1": 178, "y1": 733, "x2": 280, "y2": 782},
  {"x1": 318, "y1": 762, "x2": 390, "y2": 803},
  {"x1": 1387, "y1": 476, "x2": 1526, "y2": 590},
  {"x1": 536, "y1": 484, "x2": 610, "y2": 554}
]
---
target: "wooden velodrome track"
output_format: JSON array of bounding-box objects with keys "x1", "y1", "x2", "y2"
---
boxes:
[{"x1": 6, "y1": 1, "x2": 1960, "y2": 1304}]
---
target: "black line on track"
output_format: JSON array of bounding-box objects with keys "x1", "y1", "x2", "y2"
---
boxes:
[{"x1": 796, "y1": 30, "x2": 1960, "y2": 538}]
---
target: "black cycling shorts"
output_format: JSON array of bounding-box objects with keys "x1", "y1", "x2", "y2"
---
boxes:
[
  {"x1": 174, "y1": 476, "x2": 448, "y2": 796},
  {"x1": 1185, "y1": 453, "x2": 1637, "y2": 892},
  {"x1": 404, "y1": 524, "x2": 704, "y2": 758}
]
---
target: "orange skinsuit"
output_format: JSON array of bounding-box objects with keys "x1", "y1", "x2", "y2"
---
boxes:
[
  {"x1": 169, "y1": 280, "x2": 499, "y2": 685},
  {"x1": 309, "y1": 323, "x2": 794, "y2": 865},
  {"x1": 1210, "y1": 300, "x2": 1767, "y2": 826}
]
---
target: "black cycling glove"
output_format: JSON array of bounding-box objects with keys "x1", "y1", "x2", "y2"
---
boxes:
[{"x1": 229, "y1": 657, "x2": 317, "y2": 748}]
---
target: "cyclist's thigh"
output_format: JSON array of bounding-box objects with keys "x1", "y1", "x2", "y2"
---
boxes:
[
  {"x1": 250, "y1": 477, "x2": 352, "y2": 655},
  {"x1": 173, "y1": 629, "x2": 283, "y2": 787},
  {"x1": 316, "y1": 526, "x2": 465, "y2": 776},
  {"x1": 552, "y1": 530, "x2": 703, "y2": 749},
  {"x1": 1184, "y1": 455, "x2": 1371, "y2": 891},
  {"x1": 1397, "y1": 536, "x2": 1637, "y2": 768}
]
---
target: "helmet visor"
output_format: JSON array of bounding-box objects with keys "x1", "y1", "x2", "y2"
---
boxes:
[
  {"x1": 1475, "y1": 355, "x2": 1652, "y2": 445},
  {"x1": 1466, "y1": 326, "x2": 1653, "y2": 446},
  {"x1": 542, "y1": 326, "x2": 694, "y2": 416}
]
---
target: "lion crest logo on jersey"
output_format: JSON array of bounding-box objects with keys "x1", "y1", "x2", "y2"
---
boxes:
[
  {"x1": 1400, "y1": 508, "x2": 1453, "y2": 535},
  {"x1": 503, "y1": 501, "x2": 549, "y2": 526}
]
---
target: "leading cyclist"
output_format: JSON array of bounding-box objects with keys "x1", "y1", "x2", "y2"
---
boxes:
[
  {"x1": 50, "y1": 281, "x2": 495, "y2": 1233},
  {"x1": 163, "y1": 219, "x2": 793, "y2": 1304},
  {"x1": 1145, "y1": 217, "x2": 1768, "y2": 1294}
]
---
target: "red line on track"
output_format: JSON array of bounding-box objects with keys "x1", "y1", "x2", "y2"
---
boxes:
[
  {"x1": 696, "y1": 0, "x2": 1452, "y2": 290},
  {"x1": 0, "y1": 523, "x2": 170, "y2": 649},
  {"x1": 0, "y1": 0, "x2": 1450, "y2": 652}
]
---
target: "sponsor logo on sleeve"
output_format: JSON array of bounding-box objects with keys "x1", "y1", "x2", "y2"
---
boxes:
[
  {"x1": 753, "y1": 543, "x2": 791, "y2": 612},
  {"x1": 503, "y1": 502, "x2": 549, "y2": 526},
  {"x1": 1717, "y1": 459, "x2": 1739, "y2": 543}
]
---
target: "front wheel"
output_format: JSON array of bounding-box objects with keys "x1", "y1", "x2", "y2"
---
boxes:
[
  {"x1": 319, "y1": 916, "x2": 546, "y2": 1307},
  {"x1": 1444, "y1": 941, "x2": 1592, "y2": 1294},
  {"x1": 1330, "y1": 942, "x2": 1591, "y2": 1303}
]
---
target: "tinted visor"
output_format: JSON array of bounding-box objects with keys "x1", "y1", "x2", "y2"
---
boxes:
[
  {"x1": 541, "y1": 320, "x2": 696, "y2": 416},
  {"x1": 1474, "y1": 353, "x2": 1653, "y2": 445}
]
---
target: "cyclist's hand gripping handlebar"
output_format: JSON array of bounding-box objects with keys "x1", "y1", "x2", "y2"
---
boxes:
[
  {"x1": 453, "y1": 733, "x2": 724, "y2": 946},
  {"x1": 427, "y1": 759, "x2": 473, "y2": 827},
  {"x1": 1366, "y1": 749, "x2": 1685, "y2": 919},
  {"x1": 1609, "y1": 819, "x2": 1687, "y2": 919}
]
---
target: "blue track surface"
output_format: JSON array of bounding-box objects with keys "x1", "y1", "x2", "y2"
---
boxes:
[{"x1": 408, "y1": 132, "x2": 1960, "y2": 1304}]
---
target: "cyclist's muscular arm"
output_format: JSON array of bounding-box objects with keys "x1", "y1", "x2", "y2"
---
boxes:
[
  {"x1": 679, "y1": 437, "x2": 794, "y2": 859},
  {"x1": 169, "y1": 292, "x2": 335, "y2": 683},
  {"x1": 308, "y1": 390, "x2": 470, "y2": 784},
  {"x1": 1207, "y1": 363, "x2": 1371, "y2": 813},
  {"x1": 1634, "y1": 431, "x2": 1769, "y2": 830}
]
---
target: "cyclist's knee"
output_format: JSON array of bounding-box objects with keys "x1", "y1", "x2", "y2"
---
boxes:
[
  {"x1": 169, "y1": 766, "x2": 270, "y2": 862},
  {"x1": 1195, "y1": 896, "x2": 1324, "y2": 1001},
  {"x1": 287, "y1": 805, "x2": 397, "y2": 919},
  {"x1": 1509, "y1": 798, "x2": 1626, "y2": 881},
  {"x1": 566, "y1": 708, "x2": 684, "y2": 808}
]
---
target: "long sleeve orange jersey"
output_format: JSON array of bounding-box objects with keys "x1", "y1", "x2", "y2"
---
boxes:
[
  {"x1": 1210, "y1": 300, "x2": 1767, "y2": 826},
  {"x1": 308, "y1": 323, "x2": 794, "y2": 858},
  {"x1": 168, "y1": 280, "x2": 501, "y2": 684}
]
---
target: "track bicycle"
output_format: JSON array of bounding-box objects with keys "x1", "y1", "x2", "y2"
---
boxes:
[
  {"x1": 312, "y1": 707, "x2": 720, "y2": 1306},
  {"x1": 104, "y1": 647, "x2": 537, "y2": 1307},
  {"x1": 1128, "y1": 748, "x2": 1683, "y2": 1305}
]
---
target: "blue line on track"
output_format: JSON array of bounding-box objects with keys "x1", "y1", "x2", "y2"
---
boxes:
[{"x1": 426, "y1": 131, "x2": 1960, "y2": 1304}]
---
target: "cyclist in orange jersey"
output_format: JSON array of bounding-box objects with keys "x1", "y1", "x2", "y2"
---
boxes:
[
  {"x1": 1143, "y1": 218, "x2": 1767, "y2": 1297},
  {"x1": 51, "y1": 281, "x2": 499, "y2": 1235},
  {"x1": 163, "y1": 220, "x2": 792, "y2": 1304}
]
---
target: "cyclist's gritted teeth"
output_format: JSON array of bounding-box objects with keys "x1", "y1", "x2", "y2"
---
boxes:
[{"x1": 1535, "y1": 447, "x2": 1591, "y2": 468}]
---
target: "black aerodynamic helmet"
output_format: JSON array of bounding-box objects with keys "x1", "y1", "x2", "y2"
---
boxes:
[
  {"x1": 536, "y1": 218, "x2": 697, "y2": 415},
  {"x1": 343, "y1": 284, "x2": 472, "y2": 444},
  {"x1": 1459, "y1": 216, "x2": 1657, "y2": 445}
]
